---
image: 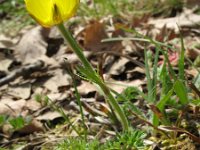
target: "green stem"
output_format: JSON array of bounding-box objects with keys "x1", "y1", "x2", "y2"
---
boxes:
[
  {"x1": 57, "y1": 23, "x2": 129, "y2": 131},
  {"x1": 57, "y1": 23, "x2": 93, "y2": 72},
  {"x1": 98, "y1": 82, "x2": 129, "y2": 130}
]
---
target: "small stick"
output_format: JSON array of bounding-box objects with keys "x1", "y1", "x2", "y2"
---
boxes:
[{"x1": 0, "y1": 61, "x2": 44, "y2": 86}]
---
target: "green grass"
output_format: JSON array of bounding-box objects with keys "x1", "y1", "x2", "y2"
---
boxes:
[
  {"x1": 48, "y1": 30, "x2": 199, "y2": 147},
  {"x1": 55, "y1": 138, "x2": 99, "y2": 150},
  {"x1": 0, "y1": 0, "x2": 34, "y2": 35},
  {"x1": 0, "y1": 115, "x2": 32, "y2": 132},
  {"x1": 105, "y1": 25, "x2": 199, "y2": 143},
  {"x1": 55, "y1": 130, "x2": 147, "y2": 150}
]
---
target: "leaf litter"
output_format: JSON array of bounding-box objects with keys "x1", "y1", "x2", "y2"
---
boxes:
[{"x1": 0, "y1": 1, "x2": 200, "y2": 149}]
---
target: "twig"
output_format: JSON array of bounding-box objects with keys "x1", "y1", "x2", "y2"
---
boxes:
[
  {"x1": 130, "y1": 110, "x2": 170, "y2": 138},
  {"x1": 82, "y1": 101, "x2": 107, "y2": 117},
  {"x1": 158, "y1": 126, "x2": 200, "y2": 144},
  {"x1": 0, "y1": 61, "x2": 44, "y2": 86},
  {"x1": 93, "y1": 50, "x2": 145, "y2": 69},
  {"x1": 188, "y1": 81, "x2": 200, "y2": 97}
]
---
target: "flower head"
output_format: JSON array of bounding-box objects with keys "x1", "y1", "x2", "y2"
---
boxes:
[{"x1": 25, "y1": 0, "x2": 79, "y2": 27}]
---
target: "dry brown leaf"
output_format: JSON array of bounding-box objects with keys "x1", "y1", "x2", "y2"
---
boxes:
[
  {"x1": 83, "y1": 20, "x2": 108, "y2": 51},
  {"x1": 26, "y1": 99, "x2": 42, "y2": 111},
  {"x1": 58, "y1": 51, "x2": 92, "y2": 65},
  {"x1": 0, "y1": 99, "x2": 26, "y2": 117},
  {"x1": 94, "y1": 116, "x2": 111, "y2": 125},
  {"x1": 77, "y1": 81, "x2": 97, "y2": 95},
  {"x1": 7, "y1": 83, "x2": 31, "y2": 99},
  {"x1": 82, "y1": 101, "x2": 107, "y2": 117},
  {"x1": 108, "y1": 58, "x2": 129, "y2": 76},
  {"x1": 148, "y1": 9, "x2": 200, "y2": 32},
  {"x1": 36, "y1": 111, "x2": 66, "y2": 121},
  {"x1": 44, "y1": 69, "x2": 71, "y2": 92},
  {"x1": 15, "y1": 26, "x2": 50, "y2": 64},
  {"x1": 127, "y1": 67, "x2": 145, "y2": 80},
  {"x1": 121, "y1": 40, "x2": 137, "y2": 54},
  {"x1": 47, "y1": 93, "x2": 70, "y2": 103},
  {"x1": 2, "y1": 118, "x2": 44, "y2": 136},
  {"x1": 0, "y1": 52, "x2": 13, "y2": 73},
  {"x1": 17, "y1": 119, "x2": 44, "y2": 134},
  {"x1": 185, "y1": 69, "x2": 199, "y2": 77},
  {"x1": 106, "y1": 79, "x2": 143, "y2": 93},
  {"x1": 0, "y1": 34, "x2": 17, "y2": 49}
]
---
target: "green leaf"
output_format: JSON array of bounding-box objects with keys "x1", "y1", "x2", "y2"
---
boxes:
[
  {"x1": 9, "y1": 116, "x2": 25, "y2": 130},
  {"x1": 174, "y1": 80, "x2": 188, "y2": 105},
  {"x1": 178, "y1": 35, "x2": 185, "y2": 80},
  {"x1": 152, "y1": 113, "x2": 159, "y2": 127},
  {"x1": 117, "y1": 86, "x2": 140, "y2": 102},
  {"x1": 191, "y1": 99, "x2": 200, "y2": 106},
  {"x1": 0, "y1": 115, "x2": 7, "y2": 127},
  {"x1": 157, "y1": 88, "x2": 174, "y2": 111},
  {"x1": 144, "y1": 49, "x2": 154, "y2": 103},
  {"x1": 159, "y1": 62, "x2": 173, "y2": 95}
]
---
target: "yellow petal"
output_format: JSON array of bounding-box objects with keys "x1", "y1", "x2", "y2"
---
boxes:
[
  {"x1": 25, "y1": 0, "x2": 79, "y2": 27},
  {"x1": 54, "y1": 0, "x2": 79, "y2": 21}
]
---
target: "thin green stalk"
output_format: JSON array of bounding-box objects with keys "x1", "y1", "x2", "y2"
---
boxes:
[
  {"x1": 57, "y1": 23, "x2": 94, "y2": 73},
  {"x1": 152, "y1": 47, "x2": 159, "y2": 102},
  {"x1": 57, "y1": 23, "x2": 129, "y2": 131},
  {"x1": 144, "y1": 49, "x2": 153, "y2": 102},
  {"x1": 66, "y1": 62, "x2": 87, "y2": 139},
  {"x1": 47, "y1": 97, "x2": 81, "y2": 136}
]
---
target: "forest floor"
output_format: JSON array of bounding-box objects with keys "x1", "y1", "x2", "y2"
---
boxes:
[{"x1": 0, "y1": 0, "x2": 200, "y2": 149}]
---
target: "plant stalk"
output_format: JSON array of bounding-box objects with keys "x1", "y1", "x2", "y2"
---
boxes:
[{"x1": 57, "y1": 23, "x2": 129, "y2": 131}]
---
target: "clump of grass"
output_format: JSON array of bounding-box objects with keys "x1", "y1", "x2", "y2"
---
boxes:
[
  {"x1": 55, "y1": 138, "x2": 99, "y2": 150},
  {"x1": 0, "y1": 115, "x2": 31, "y2": 132},
  {"x1": 102, "y1": 130, "x2": 147, "y2": 150},
  {"x1": 55, "y1": 130, "x2": 147, "y2": 150}
]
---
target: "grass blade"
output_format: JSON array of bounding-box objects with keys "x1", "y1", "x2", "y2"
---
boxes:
[{"x1": 174, "y1": 80, "x2": 188, "y2": 105}]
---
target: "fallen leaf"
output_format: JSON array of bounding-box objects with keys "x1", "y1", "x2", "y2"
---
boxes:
[
  {"x1": 17, "y1": 119, "x2": 44, "y2": 134},
  {"x1": 36, "y1": 111, "x2": 66, "y2": 121},
  {"x1": 15, "y1": 26, "x2": 50, "y2": 64},
  {"x1": 26, "y1": 99, "x2": 42, "y2": 111},
  {"x1": 44, "y1": 69, "x2": 71, "y2": 92},
  {"x1": 148, "y1": 9, "x2": 200, "y2": 32},
  {"x1": 106, "y1": 79, "x2": 143, "y2": 93},
  {"x1": 82, "y1": 20, "x2": 108, "y2": 51},
  {"x1": 2, "y1": 118, "x2": 44, "y2": 136},
  {"x1": 7, "y1": 83, "x2": 31, "y2": 99},
  {"x1": 127, "y1": 67, "x2": 145, "y2": 80},
  {"x1": 0, "y1": 52, "x2": 13, "y2": 73},
  {"x1": 77, "y1": 81, "x2": 97, "y2": 96},
  {"x1": 0, "y1": 99, "x2": 26, "y2": 117},
  {"x1": 0, "y1": 34, "x2": 16, "y2": 49},
  {"x1": 108, "y1": 57, "x2": 129, "y2": 76}
]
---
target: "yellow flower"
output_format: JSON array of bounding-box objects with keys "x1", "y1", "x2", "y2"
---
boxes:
[{"x1": 25, "y1": 0, "x2": 79, "y2": 27}]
